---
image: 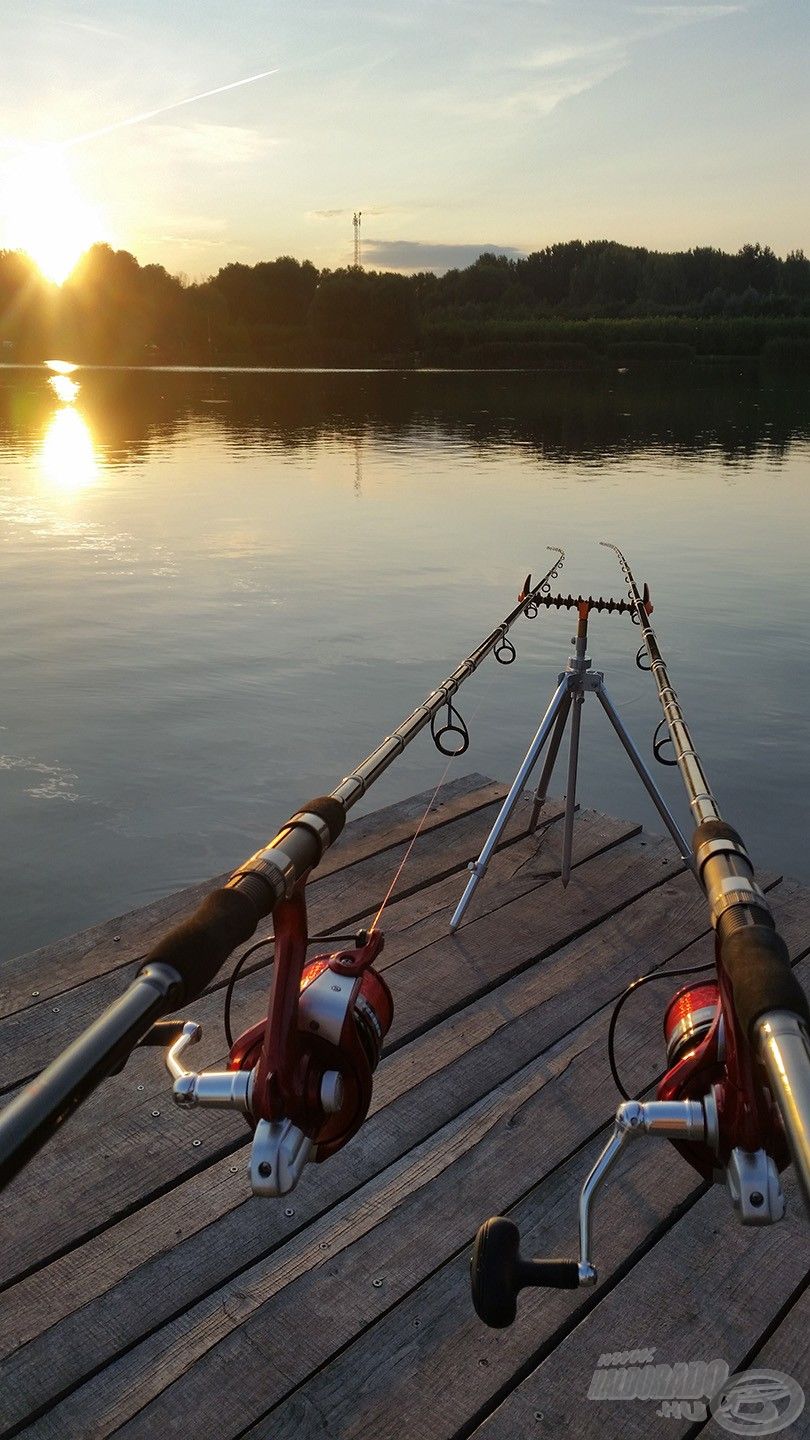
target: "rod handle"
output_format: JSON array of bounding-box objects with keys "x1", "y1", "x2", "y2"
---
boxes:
[{"x1": 138, "y1": 888, "x2": 260, "y2": 1006}]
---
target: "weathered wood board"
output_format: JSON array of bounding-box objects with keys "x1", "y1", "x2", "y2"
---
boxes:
[{"x1": 0, "y1": 775, "x2": 807, "y2": 1440}]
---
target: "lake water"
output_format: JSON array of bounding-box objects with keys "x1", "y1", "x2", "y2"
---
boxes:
[{"x1": 1, "y1": 364, "x2": 808, "y2": 964}]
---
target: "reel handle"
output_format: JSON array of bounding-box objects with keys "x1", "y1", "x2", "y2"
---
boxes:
[
  {"x1": 470, "y1": 1217, "x2": 581, "y2": 1328},
  {"x1": 470, "y1": 1102, "x2": 710, "y2": 1329}
]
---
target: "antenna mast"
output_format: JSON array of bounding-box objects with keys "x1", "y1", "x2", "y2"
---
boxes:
[{"x1": 353, "y1": 211, "x2": 362, "y2": 269}]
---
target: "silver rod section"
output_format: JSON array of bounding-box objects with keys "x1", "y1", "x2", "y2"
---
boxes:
[
  {"x1": 332, "y1": 548, "x2": 564, "y2": 811},
  {"x1": 755, "y1": 1012, "x2": 810, "y2": 1218},
  {"x1": 560, "y1": 694, "x2": 582, "y2": 888},
  {"x1": 529, "y1": 693, "x2": 572, "y2": 831},
  {"x1": 600, "y1": 543, "x2": 719, "y2": 827},
  {"x1": 596, "y1": 684, "x2": 694, "y2": 871},
  {"x1": 449, "y1": 678, "x2": 569, "y2": 932}
]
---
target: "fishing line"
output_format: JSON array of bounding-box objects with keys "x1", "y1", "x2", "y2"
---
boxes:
[
  {"x1": 369, "y1": 757, "x2": 456, "y2": 931},
  {"x1": 225, "y1": 650, "x2": 505, "y2": 1042}
]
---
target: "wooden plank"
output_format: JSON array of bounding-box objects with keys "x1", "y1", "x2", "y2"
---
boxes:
[
  {"x1": 232, "y1": 946, "x2": 810, "y2": 1440},
  {"x1": 4, "y1": 836, "x2": 792, "y2": 1407},
  {"x1": 17, "y1": 871, "x2": 803, "y2": 1437},
  {"x1": 0, "y1": 785, "x2": 546, "y2": 1094},
  {"x1": 4, "y1": 849, "x2": 805, "y2": 1433},
  {"x1": 1, "y1": 852, "x2": 737, "y2": 1411},
  {"x1": 237, "y1": 1153, "x2": 702, "y2": 1440},
  {"x1": 0, "y1": 774, "x2": 508, "y2": 1019},
  {"x1": 0, "y1": 810, "x2": 639, "y2": 1289},
  {"x1": 740, "y1": 1287, "x2": 810, "y2": 1433},
  {"x1": 381, "y1": 829, "x2": 682, "y2": 1048},
  {"x1": 4, "y1": 947, "x2": 707, "y2": 1440},
  {"x1": 468, "y1": 1189, "x2": 809, "y2": 1440},
  {"x1": 6, "y1": 875, "x2": 807, "y2": 1428},
  {"x1": 340, "y1": 805, "x2": 641, "y2": 970}
]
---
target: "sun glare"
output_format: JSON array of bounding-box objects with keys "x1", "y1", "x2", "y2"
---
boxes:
[
  {"x1": 40, "y1": 407, "x2": 97, "y2": 494},
  {"x1": 3, "y1": 149, "x2": 103, "y2": 284}
]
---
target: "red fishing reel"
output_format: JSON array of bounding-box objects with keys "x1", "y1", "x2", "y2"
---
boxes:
[
  {"x1": 657, "y1": 965, "x2": 789, "y2": 1188},
  {"x1": 227, "y1": 881, "x2": 393, "y2": 1188}
]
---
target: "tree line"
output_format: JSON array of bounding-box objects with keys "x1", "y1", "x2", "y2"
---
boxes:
[{"x1": 2, "y1": 239, "x2": 809, "y2": 368}]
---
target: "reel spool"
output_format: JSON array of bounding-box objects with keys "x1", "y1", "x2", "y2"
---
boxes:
[{"x1": 663, "y1": 980, "x2": 720, "y2": 1066}]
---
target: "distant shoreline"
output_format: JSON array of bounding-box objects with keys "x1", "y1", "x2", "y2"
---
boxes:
[{"x1": 2, "y1": 241, "x2": 809, "y2": 373}]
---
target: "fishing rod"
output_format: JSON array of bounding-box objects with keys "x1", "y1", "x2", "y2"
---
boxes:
[
  {"x1": 471, "y1": 543, "x2": 810, "y2": 1328},
  {"x1": 0, "y1": 546, "x2": 565, "y2": 1195}
]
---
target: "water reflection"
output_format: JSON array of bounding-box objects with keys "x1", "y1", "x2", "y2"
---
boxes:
[
  {"x1": 40, "y1": 406, "x2": 97, "y2": 494},
  {"x1": 0, "y1": 363, "x2": 808, "y2": 967},
  {"x1": 44, "y1": 360, "x2": 78, "y2": 375},
  {"x1": 1, "y1": 367, "x2": 808, "y2": 471},
  {"x1": 48, "y1": 373, "x2": 80, "y2": 404}
]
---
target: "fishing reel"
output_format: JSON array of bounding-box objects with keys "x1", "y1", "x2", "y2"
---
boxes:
[
  {"x1": 159, "y1": 882, "x2": 393, "y2": 1196},
  {"x1": 471, "y1": 968, "x2": 790, "y2": 1328}
]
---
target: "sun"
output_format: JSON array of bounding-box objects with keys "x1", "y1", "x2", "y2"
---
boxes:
[{"x1": 3, "y1": 148, "x2": 104, "y2": 285}]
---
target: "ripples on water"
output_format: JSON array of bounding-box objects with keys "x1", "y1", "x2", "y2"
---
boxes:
[{"x1": 0, "y1": 364, "x2": 808, "y2": 961}]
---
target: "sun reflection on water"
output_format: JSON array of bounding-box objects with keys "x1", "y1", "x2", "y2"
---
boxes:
[
  {"x1": 48, "y1": 373, "x2": 80, "y2": 404},
  {"x1": 40, "y1": 406, "x2": 97, "y2": 495}
]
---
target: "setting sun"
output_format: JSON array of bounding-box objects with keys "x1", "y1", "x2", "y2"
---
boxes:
[{"x1": 3, "y1": 149, "x2": 103, "y2": 284}]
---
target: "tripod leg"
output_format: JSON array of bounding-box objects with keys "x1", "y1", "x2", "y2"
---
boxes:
[
  {"x1": 450, "y1": 678, "x2": 570, "y2": 933},
  {"x1": 596, "y1": 684, "x2": 694, "y2": 871},
  {"x1": 560, "y1": 691, "x2": 583, "y2": 887},
  {"x1": 529, "y1": 693, "x2": 572, "y2": 831}
]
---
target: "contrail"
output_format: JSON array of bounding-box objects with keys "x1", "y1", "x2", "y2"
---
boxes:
[{"x1": 59, "y1": 68, "x2": 280, "y2": 150}]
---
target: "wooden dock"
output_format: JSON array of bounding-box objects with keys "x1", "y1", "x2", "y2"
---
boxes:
[{"x1": 1, "y1": 773, "x2": 808, "y2": 1438}]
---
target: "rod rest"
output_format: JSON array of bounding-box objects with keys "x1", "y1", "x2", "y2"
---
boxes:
[{"x1": 529, "y1": 592, "x2": 641, "y2": 615}]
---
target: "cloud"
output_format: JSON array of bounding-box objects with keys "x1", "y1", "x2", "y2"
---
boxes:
[
  {"x1": 425, "y1": 37, "x2": 627, "y2": 121},
  {"x1": 631, "y1": 4, "x2": 744, "y2": 14},
  {"x1": 309, "y1": 205, "x2": 404, "y2": 221},
  {"x1": 428, "y1": 3, "x2": 746, "y2": 122},
  {"x1": 517, "y1": 40, "x2": 621, "y2": 71},
  {"x1": 154, "y1": 235, "x2": 232, "y2": 250},
  {"x1": 430, "y1": 69, "x2": 621, "y2": 121},
  {"x1": 150, "y1": 213, "x2": 229, "y2": 235},
  {"x1": 58, "y1": 19, "x2": 129, "y2": 41},
  {"x1": 144, "y1": 123, "x2": 275, "y2": 166},
  {"x1": 362, "y1": 240, "x2": 524, "y2": 273}
]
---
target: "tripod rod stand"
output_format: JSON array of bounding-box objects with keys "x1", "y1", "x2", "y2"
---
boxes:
[{"x1": 449, "y1": 602, "x2": 695, "y2": 933}]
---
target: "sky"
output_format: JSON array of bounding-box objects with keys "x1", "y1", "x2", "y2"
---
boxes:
[{"x1": 0, "y1": 0, "x2": 807, "y2": 279}]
